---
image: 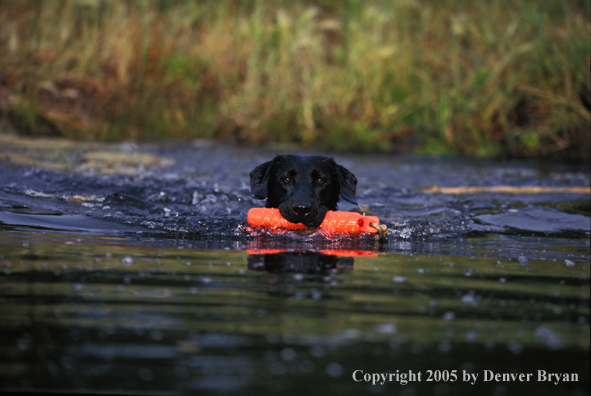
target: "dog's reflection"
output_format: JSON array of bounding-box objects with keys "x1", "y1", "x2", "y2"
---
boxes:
[{"x1": 247, "y1": 250, "x2": 354, "y2": 275}]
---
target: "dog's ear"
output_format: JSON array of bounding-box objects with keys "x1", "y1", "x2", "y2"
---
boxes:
[
  {"x1": 249, "y1": 160, "x2": 273, "y2": 199},
  {"x1": 336, "y1": 164, "x2": 358, "y2": 205}
]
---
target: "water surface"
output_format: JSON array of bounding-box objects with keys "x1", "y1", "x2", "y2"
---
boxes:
[{"x1": 0, "y1": 138, "x2": 589, "y2": 395}]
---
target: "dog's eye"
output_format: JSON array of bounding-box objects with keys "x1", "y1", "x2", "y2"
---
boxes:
[
  {"x1": 317, "y1": 178, "x2": 325, "y2": 185},
  {"x1": 283, "y1": 177, "x2": 291, "y2": 184}
]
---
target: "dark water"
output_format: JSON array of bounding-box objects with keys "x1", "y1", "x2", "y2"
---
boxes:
[{"x1": 0, "y1": 141, "x2": 589, "y2": 395}]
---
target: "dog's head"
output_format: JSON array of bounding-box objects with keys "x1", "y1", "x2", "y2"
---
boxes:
[{"x1": 249, "y1": 155, "x2": 357, "y2": 228}]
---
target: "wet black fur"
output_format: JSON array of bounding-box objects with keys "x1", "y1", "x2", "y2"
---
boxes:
[{"x1": 249, "y1": 155, "x2": 358, "y2": 228}]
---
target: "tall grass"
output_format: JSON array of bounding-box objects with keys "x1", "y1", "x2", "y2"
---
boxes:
[{"x1": 0, "y1": 0, "x2": 589, "y2": 160}]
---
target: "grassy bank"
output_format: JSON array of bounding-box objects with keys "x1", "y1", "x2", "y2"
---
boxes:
[{"x1": 0, "y1": 0, "x2": 589, "y2": 160}]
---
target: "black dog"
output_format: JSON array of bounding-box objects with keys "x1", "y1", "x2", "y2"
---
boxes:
[{"x1": 249, "y1": 155, "x2": 358, "y2": 228}]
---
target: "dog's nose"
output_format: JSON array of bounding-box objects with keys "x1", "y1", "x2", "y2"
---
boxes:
[{"x1": 292, "y1": 203, "x2": 312, "y2": 216}]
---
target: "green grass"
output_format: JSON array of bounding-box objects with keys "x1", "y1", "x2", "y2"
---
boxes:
[{"x1": 0, "y1": 0, "x2": 589, "y2": 160}]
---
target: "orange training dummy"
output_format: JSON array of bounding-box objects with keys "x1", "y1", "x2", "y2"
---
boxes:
[{"x1": 247, "y1": 208, "x2": 381, "y2": 234}]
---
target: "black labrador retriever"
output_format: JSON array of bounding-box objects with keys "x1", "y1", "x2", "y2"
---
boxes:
[{"x1": 249, "y1": 155, "x2": 358, "y2": 228}]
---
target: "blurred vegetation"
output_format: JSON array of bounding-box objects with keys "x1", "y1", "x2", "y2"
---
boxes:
[{"x1": 0, "y1": 0, "x2": 589, "y2": 160}]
